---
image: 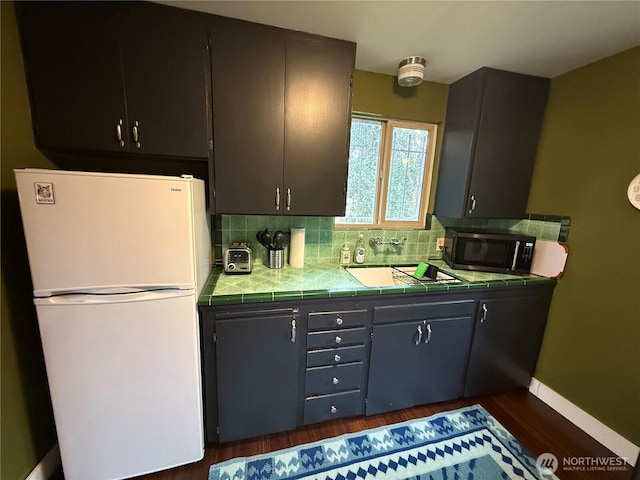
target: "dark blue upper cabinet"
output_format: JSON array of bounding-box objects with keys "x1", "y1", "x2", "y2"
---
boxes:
[
  {"x1": 435, "y1": 67, "x2": 550, "y2": 219},
  {"x1": 16, "y1": 1, "x2": 210, "y2": 160},
  {"x1": 210, "y1": 18, "x2": 286, "y2": 215},
  {"x1": 210, "y1": 16, "x2": 356, "y2": 215},
  {"x1": 16, "y1": 2, "x2": 126, "y2": 154}
]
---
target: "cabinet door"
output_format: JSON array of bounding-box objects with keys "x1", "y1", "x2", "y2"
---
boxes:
[
  {"x1": 200, "y1": 313, "x2": 218, "y2": 442},
  {"x1": 284, "y1": 34, "x2": 355, "y2": 215},
  {"x1": 119, "y1": 3, "x2": 210, "y2": 158},
  {"x1": 416, "y1": 317, "x2": 473, "y2": 404},
  {"x1": 215, "y1": 312, "x2": 299, "y2": 442},
  {"x1": 16, "y1": 2, "x2": 127, "y2": 153},
  {"x1": 433, "y1": 72, "x2": 483, "y2": 218},
  {"x1": 368, "y1": 299, "x2": 475, "y2": 415},
  {"x1": 467, "y1": 70, "x2": 549, "y2": 218},
  {"x1": 464, "y1": 294, "x2": 551, "y2": 397},
  {"x1": 366, "y1": 321, "x2": 423, "y2": 415},
  {"x1": 367, "y1": 317, "x2": 473, "y2": 415},
  {"x1": 211, "y1": 19, "x2": 285, "y2": 214},
  {"x1": 434, "y1": 68, "x2": 549, "y2": 219}
]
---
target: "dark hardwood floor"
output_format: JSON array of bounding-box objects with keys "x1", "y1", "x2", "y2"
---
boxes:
[{"x1": 52, "y1": 389, "x2": 637, "y2": 480}]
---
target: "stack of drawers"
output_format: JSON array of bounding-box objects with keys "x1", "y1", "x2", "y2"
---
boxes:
[{"x1": 304, "y1": 309, "x2": 369, "y2": 424}]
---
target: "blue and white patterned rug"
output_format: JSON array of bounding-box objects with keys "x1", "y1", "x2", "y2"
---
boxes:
[{"x1": 209, "y1": 405, "x2": 558, "y2": 480}]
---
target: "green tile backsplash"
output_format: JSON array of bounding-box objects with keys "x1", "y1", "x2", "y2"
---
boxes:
[{"x1": 214, "y1": 213, "x2": 570, "y2": 266}]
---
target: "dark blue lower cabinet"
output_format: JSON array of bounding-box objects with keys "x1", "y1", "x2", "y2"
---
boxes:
[
  {"x1": 366, "y1": 300, "x2": 475, "y2": 416},
  {"x1": 464, "y1": 289, "x2": 553, "y2": 397},
  {"x1": 214, "y1": 309, "x2": 301, "y2": 442},
  {"x1": 199, "y1": 285, "x2": 555, "y2": 442},
  {"x1": 200, "y1": 313, "x2": 218, "y2": 442}
]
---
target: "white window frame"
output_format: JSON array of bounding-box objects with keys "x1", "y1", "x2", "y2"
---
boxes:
[{"x1": 336, "y1": 116, "x2": 437, "y2": 229}]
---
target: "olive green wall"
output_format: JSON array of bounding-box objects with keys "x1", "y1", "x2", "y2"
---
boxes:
[
  {"x1": 1, "y1": 3, "x2": 58, "y2": 479},
  {"x1": 529, "y1": 47, "x2": 640, "y2": 445},
  {"x1": 351, "y1": 70, "x2": 449, "y2": 210}
]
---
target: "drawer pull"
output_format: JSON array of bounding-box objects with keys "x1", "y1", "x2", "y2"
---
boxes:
[
  {"x1": 336, "y1": 316, "x2": 343, "y2": 326},
  {"x1": 335, "y1": 335, "x2": 342, "y2": 344},
  {"x1": 334, "y1": 354, "x2": 341, "y2": 362},
  {"x1": 332, "y1": 377, "x2": 339, "y2": 385},
  {"x1": 330, "y1": 405, "x2": 337, "y2": 414}
]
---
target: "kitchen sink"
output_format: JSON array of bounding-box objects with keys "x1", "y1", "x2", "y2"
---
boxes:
[{"x1": 346, "y1": 265, "x2": 462, "y2": 287}]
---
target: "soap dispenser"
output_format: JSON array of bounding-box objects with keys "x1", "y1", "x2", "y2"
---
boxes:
[
  {"x1": 354, "y1": 234, "x2": 366, "y2": 264},
  {"x1": 340, "y1": 243, "x2": 351, "y2": 264}
]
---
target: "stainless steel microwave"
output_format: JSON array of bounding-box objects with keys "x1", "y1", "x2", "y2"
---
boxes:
[{"x1": 443, "y1": 228, "x2": 536, "y2": 274}]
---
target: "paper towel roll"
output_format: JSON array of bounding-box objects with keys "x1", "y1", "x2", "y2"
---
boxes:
[{"x1": 289, "y1": 227, "x2": 305, "y2": 268}]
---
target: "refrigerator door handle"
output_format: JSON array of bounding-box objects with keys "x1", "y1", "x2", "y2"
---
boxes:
[{"x1": 43, "y1": 289, "x2": 190, "y2": 305}]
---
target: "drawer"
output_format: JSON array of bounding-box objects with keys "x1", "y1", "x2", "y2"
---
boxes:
[
  {"x1": 373, "y1": 300, "x2": 475, "y2": 324},
  {"x1": 304, "y1": 390, "x2": 363, "y2": 425},
  {"x1": 305, "y1": 362, "x2": 363, "y2": 396},
  {"x1": 308, "y1": 310, "x2": 367, "y2": 331},
  {"x1": 307, "y1": 345, "x2": 366, "y2": 367},
  {"x1": 307, "y1": 327, "x2": 367, "y2": 349}
]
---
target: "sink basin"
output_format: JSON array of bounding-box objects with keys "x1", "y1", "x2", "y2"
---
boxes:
[
  {"x1": 346, "y1": 266, "x2": 399, "y2": 287},
  {"x1": 346, "y1": 265, "x2": 461, "y2": 287}
]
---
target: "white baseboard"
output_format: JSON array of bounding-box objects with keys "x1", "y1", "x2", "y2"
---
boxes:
[
  {"x1": 26, "y1": 443, "x2": 60, "y2": 480},
  {"x1": 529, "y1": 378, "x2": 639, "y2": 467}
]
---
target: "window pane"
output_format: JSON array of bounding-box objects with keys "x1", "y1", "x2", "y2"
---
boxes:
[
  {"x1": 384, "y1": 127, "x2": 429, "y2": 222},
  {"x1": 336, "y1": 119, "x2": 381, "y2": 224}
]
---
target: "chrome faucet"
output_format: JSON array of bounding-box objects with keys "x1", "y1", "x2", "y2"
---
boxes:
[{"x1": 369, "y1": 236, "x2": 406, "y2": 247}]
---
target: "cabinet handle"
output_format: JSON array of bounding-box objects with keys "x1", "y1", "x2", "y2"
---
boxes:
[
  {"x1": 116, "y1": 119, "x2": 125, "y2": 147},
  {"x1": 481, "y1": 304, "x2": 488, "y2": 323},
  {"x1": 334, "y1": 354, "x2": 341, "y2": 362},
  {"x1": 275, "y1": 187, "x2": 280, "y2": 211},
  {"x1": 335, "y1": 335, "x2": 342, "y2": 344},
  {"x1": 336, "y1": 316, "x2": 343, "y2": 326},
  {"x1": 468, "y1": 195, "x2": 476, "y2": 214},
  {"x1": 330, "y1": 405, "x2": 337, "y2": 414},
  {"x1": 132, "y1": 121, "x2": 140, "y2": 148},
  {"x1": 415, "y1": 324, "x2": 423, "y2": 345},
  {"x1": 290, "y1": 319, "x2": 296, "y2": 343},
  {"x1": 424, "y1": 323, "x2": 432, "y2": 344},
  {"x1": 332, "y1": 377, "x2": 339, "y2": 385},
  {"x1": 286, "y1": 188, "x2": 291, "y2": 211}
]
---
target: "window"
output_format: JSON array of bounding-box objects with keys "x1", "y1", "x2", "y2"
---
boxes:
[{"x1": 336, "y1": 116, "x2": 437, "y2": 229}]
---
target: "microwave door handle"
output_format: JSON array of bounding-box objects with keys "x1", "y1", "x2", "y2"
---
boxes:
[{"x1": 511, "y1": 241, "x2": 521, "y2": 270}]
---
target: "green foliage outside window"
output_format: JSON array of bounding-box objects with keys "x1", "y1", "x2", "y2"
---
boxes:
[
  {"x1": 339, "y1": 119, "x2": 381, "y2": 224},
  {"x1": 386, "y1": 128, "x2": 429, "y2": 221},
  {"x1": 337, "y1": 117, "x2": 435, "y2": 228}
]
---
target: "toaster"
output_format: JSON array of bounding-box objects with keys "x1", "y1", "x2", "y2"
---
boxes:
[{"x1": 224, "y1": 242, "x2": 252, "y2": 274}]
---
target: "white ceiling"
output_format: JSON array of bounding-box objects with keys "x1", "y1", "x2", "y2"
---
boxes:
[{"x1": 160, "y1": 0, "x2": 640, "y2": 84}]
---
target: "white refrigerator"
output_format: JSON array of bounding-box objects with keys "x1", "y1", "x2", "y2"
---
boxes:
[{"x1": 15, "y1": 169, "x2": 211, "y2": 480}]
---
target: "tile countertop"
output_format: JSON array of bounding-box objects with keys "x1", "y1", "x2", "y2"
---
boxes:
[{"x1": 198, "y1": 261, "x2": 557, "y2": 307}]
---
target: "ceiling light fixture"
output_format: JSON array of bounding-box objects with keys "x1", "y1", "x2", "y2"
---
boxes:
[{"x1": 398, "y1": 56, "x2": 426, "y2": 87}]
